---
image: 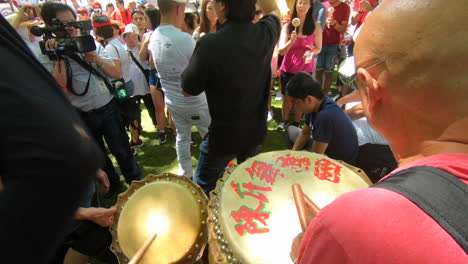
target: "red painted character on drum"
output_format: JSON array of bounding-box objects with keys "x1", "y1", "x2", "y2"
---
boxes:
[
  {"x1": 314, "y1": 158, "x2": 342, "y2": 183},
  {"x1": 231, "y1": 201, "x2": 271, "y2": 236},
  {"x1": 276, "y1": 154, "x2": 312, "y2": 172},
  {"x1": 230, "y1": 181, "x2": 272, "y2": 203},
  {"x1": 245, "y1": 160, "x2": 285, "y2": 185}
]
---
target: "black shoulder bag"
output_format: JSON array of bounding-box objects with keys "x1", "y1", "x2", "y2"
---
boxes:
[{"x1": 371, "y1": 166, "x2": 468, "y2": 253}]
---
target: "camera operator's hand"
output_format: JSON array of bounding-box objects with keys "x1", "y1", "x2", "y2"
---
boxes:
[
  {"x1": 53, "y1": 60, "x2": 67, "y2": 88},
  {"x1": 45, "y1": 38, "x2": 59, "y2": 50}
]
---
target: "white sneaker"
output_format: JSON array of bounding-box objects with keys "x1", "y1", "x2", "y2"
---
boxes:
[
  {"x1": 275, "y1": 91, "x2": 283, "y2": 101},
  {"x1": 267, "y1": 110, "x2": 274, "y2": 122}
]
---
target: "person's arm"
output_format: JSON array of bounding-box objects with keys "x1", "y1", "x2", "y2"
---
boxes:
[
  {"x1": 344, "y1": 103, "x2": 365, "y2": 120},
  {"x1": 258, "y1": 0, "x2": 280, "y2": 19},
  {"x1": 329, "y1": 18, "x2": 348, "y2": 34},
  {"x1": 352, "y1": 0, "x2": 372, "y2": 25},
  {"x1": 181, "y1": 39, "x2": 210, "y2": 96},
  {"x1": 84, "y1": 45, "x2": 122, "y2": 79},
  {"x1": 292, "y1": 124, "x2": 312, "y2": 151},
  {"x1": 278, "y1": 24, "x2": 296, "y2": 55},
  {"x1": 336, "y1": 90, "x2": 361, "y2": 107},
  {"x1": 327, "y1": 5, "x2": 351, "y2": 34},
  {"x1": 75, "y1": 207, "x2": 117, "y2": 227},
  {"x1": 139, "y1": 34, "x2": 151, "y2": 61},
  {"x1": 313, "y1": 23, "x2": 322, "y2": 55},
  {"x1": 84, "y1": 52, "x2": 122, "y2": 79},
  {"x1": 317, "y1": 6, "x2": 327, "y2": 30},
  {"x1": 12, "y1": 4, "x2": 39, "y2": 30},
  {"x1": 311, "y1": 140, "x2": 329, "y2": 154}
]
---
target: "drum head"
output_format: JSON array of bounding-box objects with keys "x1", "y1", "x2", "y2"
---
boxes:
[
  {"x1": 208, "y1": 151, "x2": 371, "y2": 264},
  {"x1": 110, "y1": 174, "x2": 208, "y2": 264}
]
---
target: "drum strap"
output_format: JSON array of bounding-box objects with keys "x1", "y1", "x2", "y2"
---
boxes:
[{"x1": 371, "y1": 166, "x2": 468, "y2": 253}]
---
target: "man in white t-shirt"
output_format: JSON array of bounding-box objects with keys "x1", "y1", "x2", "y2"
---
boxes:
[{"x1": 149, "y1": 0, "x2": 211, "y2": 178}]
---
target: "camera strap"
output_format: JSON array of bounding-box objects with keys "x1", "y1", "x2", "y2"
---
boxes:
[
  {"x1": 67, "y1": 52, "x2": 117, "y2": 98},
  {"x1": 65, "y1": 56, "x2": 91, "y2": 96}
]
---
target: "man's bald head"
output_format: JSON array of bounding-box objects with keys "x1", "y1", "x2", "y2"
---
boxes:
[
  {"x1": 355, "y1": 0, "x2": 467, "y2": 114},
  {"x1": 354, "y1": 0, "x2": 467, "y2": 163}
]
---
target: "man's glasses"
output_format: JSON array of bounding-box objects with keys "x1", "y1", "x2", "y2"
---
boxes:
[{"x1": 351, "y1": 57, "x2": 386, "y2": 89}]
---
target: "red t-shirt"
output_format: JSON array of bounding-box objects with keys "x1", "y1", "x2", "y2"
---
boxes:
[
  {"x1": 322, "y1": 1, "x2": 350, "y2": 46},
  {"x1": 111, "y1": 9, "x2": 133, "y2": 25},
  {"x1": 298, "y1": 153, "x2": 468, "y2": 264}
]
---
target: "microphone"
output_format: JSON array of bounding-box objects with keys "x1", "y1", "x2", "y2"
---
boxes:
[{"x1": 30, "y1": 25, "x2": 53, "y2": 37}]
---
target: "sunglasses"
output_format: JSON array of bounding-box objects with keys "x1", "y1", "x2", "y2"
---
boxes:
[{"x1": 351, "y1": 57, "x2": 386, "y2": 89}]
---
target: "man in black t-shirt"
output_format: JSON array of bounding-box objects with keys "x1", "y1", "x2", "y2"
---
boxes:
[
  {"x1": 182, "y1": 0, "x2": 281, "y2": 194},
  {"x1": 0, "y1": 15, "x2": 100, "y2": 263},
  {"x1": 285, "y1": 72, "x2": 359, "y2": 165}
]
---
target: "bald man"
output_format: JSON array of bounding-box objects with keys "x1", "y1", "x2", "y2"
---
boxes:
[{"x1": 290, "y1": 0, "x2": 468, "y2": 263}]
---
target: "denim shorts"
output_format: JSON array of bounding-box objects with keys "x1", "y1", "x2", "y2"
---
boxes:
[
  {"x1": 316, "y1": 45, "x2": 339, "y2": 72},
  {"x1": 148, "y1": 69, "x2": 158, "y2": 86}
]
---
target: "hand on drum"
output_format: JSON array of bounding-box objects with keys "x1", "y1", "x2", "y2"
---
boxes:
[
  {"x1": 85, "y1": 207, "x2": 118, "y2": 227},
  {"x1": 290, "y1": 232, "x2": 305, "y2": 263}
]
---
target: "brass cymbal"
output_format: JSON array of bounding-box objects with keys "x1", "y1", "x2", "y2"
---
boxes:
[{"x1": 110, "y1": 174, "x2": 208, "y2": 264}]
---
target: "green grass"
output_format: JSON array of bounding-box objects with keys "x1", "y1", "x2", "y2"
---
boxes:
[{"x1": 105, "y1": 76, "x2": 340, "y2": 201}]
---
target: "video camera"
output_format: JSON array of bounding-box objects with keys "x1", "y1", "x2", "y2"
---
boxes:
[{"x1": 30, "y1": 19, "x2": 96, "y2": 61}]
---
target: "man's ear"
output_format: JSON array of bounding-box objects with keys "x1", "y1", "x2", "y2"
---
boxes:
[{"x1": 357, "y1": 68, "x2": 382, "y2": 117}]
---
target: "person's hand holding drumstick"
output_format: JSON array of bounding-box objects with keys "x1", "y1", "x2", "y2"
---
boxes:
[{"x1": 290, "y1": 184, "x2": 321, "y2": 263}]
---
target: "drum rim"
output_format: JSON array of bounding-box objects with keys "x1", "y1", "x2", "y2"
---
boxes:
[
  {"x1": 110, "y1": 173, "x2": 209, "y2": 264},
  {"x1": 207, "y1": 151, "x2": 371, "y2": 264}
]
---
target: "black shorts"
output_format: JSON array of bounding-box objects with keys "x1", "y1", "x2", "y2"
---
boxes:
[
  {"x1": 148, "y1": 69, "x2": 163, "y2": 93},
  {"x1": 118, "y1": 97, "x2": 141, "y2": 129},
  {"x1": 68, "y1": 220, "x2": 118, "y2": 263}
]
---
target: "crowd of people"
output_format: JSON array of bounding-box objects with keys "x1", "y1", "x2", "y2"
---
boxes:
[{"x1": 0, "y1": 0, "x2": 466, "y2": 263}]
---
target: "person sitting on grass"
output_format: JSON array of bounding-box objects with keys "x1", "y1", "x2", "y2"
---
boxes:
[{"x1": 285, "y1": 72, "x2": 358, "y2": 165}]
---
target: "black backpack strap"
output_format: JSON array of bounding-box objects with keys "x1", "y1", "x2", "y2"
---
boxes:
[{"x1": 371, "y1": 166, "x2": 468, "y2": 253}]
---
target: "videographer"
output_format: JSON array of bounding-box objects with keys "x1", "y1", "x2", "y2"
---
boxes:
[
  {"x1": 31, "y1": 2, "x2": 142, "y2": 263},
  {"x1": 36, "y1": 2, "x2": 141, "y2": 191}
]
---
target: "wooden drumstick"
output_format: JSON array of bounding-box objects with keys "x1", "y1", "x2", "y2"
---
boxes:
[
  {"x1": 292, "y1": 184, "x2": 310, "y2": 232},
  {"x1": 303, "y1": 194, "x2": 321, "y2": 217},
  {"x1": 128, "y1": 232, "x2": 157, "y2": 264}
]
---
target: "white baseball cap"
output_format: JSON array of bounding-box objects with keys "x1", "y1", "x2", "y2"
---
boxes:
[{"x1": 122, "y1": 24, "x2": 139, "y2": 37}]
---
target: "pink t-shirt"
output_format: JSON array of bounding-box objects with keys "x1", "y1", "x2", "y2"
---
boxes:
[
  {"x1": 279, "y1": 33, "x2": 315, "y2": 74},
  {"x1": 298, "y1": 153, "x2": 468, "y2": 264}
]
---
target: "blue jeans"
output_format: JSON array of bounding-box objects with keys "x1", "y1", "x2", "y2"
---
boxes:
[
  {"x1": 79, "y1": 100, "x2": 141, "y2": 184},
  {"x1": 316, "y1": 45, "x2": 339, "y2": 72},
  {"x1": 193, "y1": 135, "x2": 260, "y2": 195}
]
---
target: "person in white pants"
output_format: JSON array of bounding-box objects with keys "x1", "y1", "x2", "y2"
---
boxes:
[{"x1": 149, "y1": 0, "x2": 211, "y2": 177}]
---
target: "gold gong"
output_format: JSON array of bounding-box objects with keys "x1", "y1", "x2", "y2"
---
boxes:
[{"x1": 110, "y1": 174, "x2": 209, "y2": 264}]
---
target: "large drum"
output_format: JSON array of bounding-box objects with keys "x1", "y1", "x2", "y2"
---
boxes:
[
  {"x1": 110, "y1": 173, "x2": 209, "y2": 264},
  {"x1": 207, "y1": 151, "x2": 371, "y2": 264}
]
